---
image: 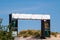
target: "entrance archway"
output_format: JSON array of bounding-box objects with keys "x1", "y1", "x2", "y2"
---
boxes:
[{"x1": 9, "y1": 13, "x2": 50, "y2": 39}]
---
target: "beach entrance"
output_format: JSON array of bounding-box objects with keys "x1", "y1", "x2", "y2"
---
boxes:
[{"x1": 9, "y1": 13, "x2": 50, "y2": 39}]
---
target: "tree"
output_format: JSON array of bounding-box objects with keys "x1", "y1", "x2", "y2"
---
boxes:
[{"x1": 0, "y1": 18, "x2": 13, "y2": 40}]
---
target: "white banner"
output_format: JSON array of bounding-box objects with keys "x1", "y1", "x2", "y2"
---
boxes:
[{"x1": 12, "y1": 13, "x2": 50, "y2": 20}]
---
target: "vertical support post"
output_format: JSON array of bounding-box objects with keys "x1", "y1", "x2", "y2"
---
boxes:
[
  {"x1": 41, "y1": 20, "x2": 45, "y2": 39},
  {"x1": 9, "y1": 14, "x2": 18, "y2": 40},
  {"x1": 12, "y1": 19, "x2": 18, "y2": 36},
  {"x1": 9, "y1": 14, "x2": 12, "y2": 39},
  {"x1": 41, "y1": 19, "x2": 50, "y2": 39},
  {"x1": 9, "y1": 14, "x2": 12, "y2": 33},
  {"x1": 44, "y1": 20, "x2": 50, "y2": 37}
]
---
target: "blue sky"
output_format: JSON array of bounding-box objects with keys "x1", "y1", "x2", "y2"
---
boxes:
[{"x1": 0, "y1": 0, "x2": 60, "y2": 32}]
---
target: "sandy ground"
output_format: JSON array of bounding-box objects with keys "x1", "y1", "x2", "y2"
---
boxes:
[
  {"x1": 14, "y1": 36, "x2": 60, "y2": 40},
  {"x1": 14, "y1": 37, "x2": 60, "y2": 40}
]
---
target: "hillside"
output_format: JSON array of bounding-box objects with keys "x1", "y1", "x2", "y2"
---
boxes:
[{"x1": 18, "y1": 30, "x2": 59, "y2": 38}]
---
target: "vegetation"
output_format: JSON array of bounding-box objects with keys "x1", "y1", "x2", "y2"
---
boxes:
[
  {"x1": 18, "y1": 30, "x2": 60, "y2": 38},
  {"x1": 0, "y1": 18, "x2": 13, "y2": 40},
  {"x1": 51, "y1": 32, "x2": 59, "y2": 37},
  {"x1": 18, "y1": 30, "x2": 41, "y2": 38}
]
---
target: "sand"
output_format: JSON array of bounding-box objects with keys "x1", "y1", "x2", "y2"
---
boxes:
[{"x1": 14, "y1": 35, "x2": 60, "y2": 40}]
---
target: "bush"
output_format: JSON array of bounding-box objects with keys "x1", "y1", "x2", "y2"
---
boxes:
[{"x1": 18, "y1": 30, "x2": 40, "y2": 38}]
